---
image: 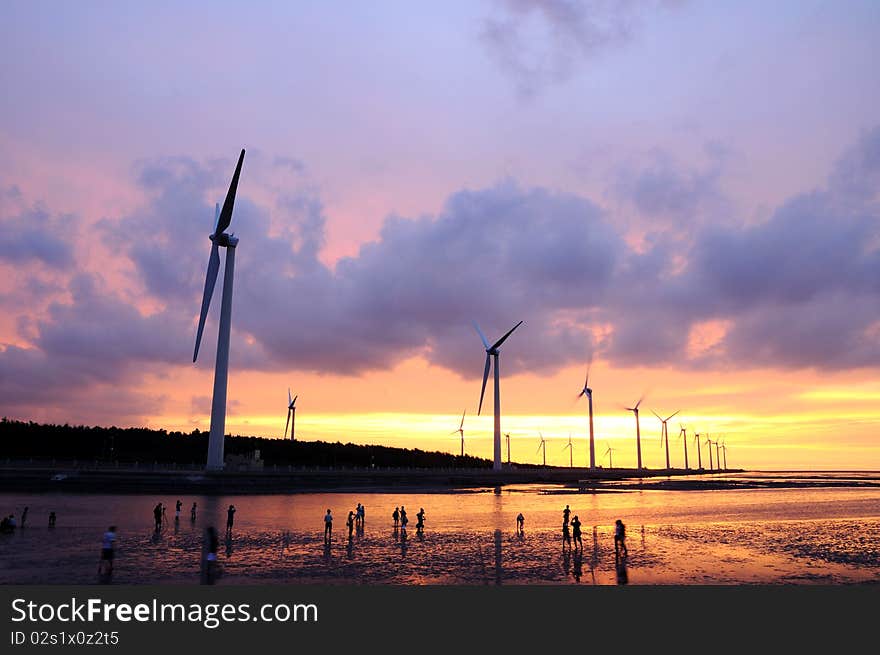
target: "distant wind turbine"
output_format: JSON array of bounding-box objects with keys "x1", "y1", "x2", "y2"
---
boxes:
[
  {"x1": 192, "y1": 149, "x2": 246, "y2": 471},
  {"x1": 604, "y1": 443, "x2": 617, "y2": 469},
  {"x1": 625, "y1": 396, "x2": 645, "y2": 469},
  {"x1": 715, "y1": 438, "x2": 722, "y2": 471},
  {"x1": 651, "y1": 409, "x2": 680, "y2": 470},
  {"x1": 678, "y1": 424, "x2": 689, "y2": 470},
  {"x1": 536, "y1": 432, "x2": 547, "y2": 467},
  {"x1": 721, "y1": 439, "x2": 729, "y2": 470},
  {"x1": 284, "y1": 389, "x2": 298, "y2": 441},
  {"x1": 577, "y1": 363, "x2": 596, "y2": 469},
  {"x1": 705, "y1": 434, "x2": 714, "y2": 471},
  {"x1": 450, "y1": 409, "x2": 466, "y2": 457},
  {"x1": 562, "y1": 433, "x2": 574, "y2": 468},
  {"x1": 693, "y1": 432, "x2": 703, "y2": 469},
  {"x1": 475, "y1": 320, "x2": 523, "y2": 471}
]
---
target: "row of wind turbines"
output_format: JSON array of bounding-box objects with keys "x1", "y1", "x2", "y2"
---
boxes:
[{"x1": 191, "y1": 149, "x2": 730, "y2": 473}]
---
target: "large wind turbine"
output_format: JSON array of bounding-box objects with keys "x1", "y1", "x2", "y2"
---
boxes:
[
  {"x1": 475, "y1": 320, "x2": 523, "y2": 471},
  {"x1": 192, "y1": 149, "x2": 246, "y2": 471},
  {"x1": 577, "y1": 364, "x2": 596, "y2": 469},
  {"x1": 651, "y1": 409, "x2": 679, "y2": 470},
  {"x1": 678, "y1": 424, "x2": 689, "y2": 470},
  {"x1": 284, "y1": 389, "x2": 298, "y2": 441},
  {"x1": 536, "y1": 432, "x2": 547, "y2": 467},
  {"x1": 563, "y1": 433, "x2": 574, "y2": 468},
  {"x1": 693, "y1": 431, "x2": 702, "y2": 469},
  {"x1": 625, "y1": 396, "x2": 645, "y2": 469},
  {"x1": 450, "y1": 409, "x2": 466, "y2": 457}
]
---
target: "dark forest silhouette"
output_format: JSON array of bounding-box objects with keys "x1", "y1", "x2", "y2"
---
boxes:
[{"x1": 0, "y1": 418, "x2": 492, "y2": 469}]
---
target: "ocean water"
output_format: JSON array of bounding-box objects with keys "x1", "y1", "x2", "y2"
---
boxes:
[{"x1": 1, "y1": 473, "x2": 879, "y2": 584}]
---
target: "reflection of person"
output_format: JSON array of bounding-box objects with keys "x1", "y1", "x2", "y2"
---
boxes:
[
  {"x1": 324, "y1": 509, "x2": 333, "y2": 543},
  {"x1": 99, "y1": 526, "x2": 116, "y2": 577},
  {"x1": 562, "y1": 520, "x2": 572, "y2": 550},
  {"x1": 202, "y1": 526, "x2": 220, "y2": 584},
  {"x1": 516, "y1": 513, "x2": 524, "y2": 533},
  {"x1": 614, "y1": 519, "x2": 628, "y2": 558}
]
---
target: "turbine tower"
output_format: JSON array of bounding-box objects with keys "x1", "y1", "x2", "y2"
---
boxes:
[
  {"x1": 715, "y1": 439, "x2": 722, "y2": 471},
  {"x1": 193, "y1": 149, "x2": 246, "y2": 471},
  {"x1": 536, "y1": 432, "x2": 546, "y2": 467},
  {"x1": 693, "y1": 432, "x2": 702, "y2": 469},
  {"x1": 563, "y1": 433, "x2": 574, "y2": 468},
  {"x1": 624, "y1": 396, "x2": 645, "y2": 469},
  {"x1": 450, "y1": 409, "x2": 466, "y2": 457},
  {"x1": 679, "y1": 424, "x2": 689, "y2": 470},
  {"x1": 604, "y1": 443, "x2": 617, "y2": 469},
  {"x1": 651, "y1": 409, "x2": 679, "y2": 470},
  {"x1": 577, "y1": 363, "x2": 596, "y2": 469},
  {"x1": 705, "y1": 435, "x2": 714, "y2": 471},
  {"x1": 475, "y1": 320, "x2": 523, "y2": 471},
  {"x1": 721, "y1": 440, "x2": 729, "y2": 470},
  {"x1": 284, "y1": 389, "x2": 298, "y2": 441}
]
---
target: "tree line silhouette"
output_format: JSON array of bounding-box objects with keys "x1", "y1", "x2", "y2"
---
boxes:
[{"x1": 0, "y1": 418, "x2": 491, "y2": 469}]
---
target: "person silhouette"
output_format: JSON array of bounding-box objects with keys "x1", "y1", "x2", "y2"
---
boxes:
[
  {"x1": 400, "y1": 506, "x2": 408, "y2": 532},
  {"x1": 392, "y1": 507, "x2": 400, "y2": 527},
  {"x1": 516, "y1": 512, "x2": 524, "y2": 534},
  {"x1": 347, "y1": 511, "x2": 355, "y2": 539},
  {"x1": 571, "y1": 515, "x2": 582, "y2": 550},
  {"x1": 324, "y1": 509, "x2": 333, "y2": 543},
  {"x1": 98, "y1": 525, "x2": 116, "y2": 579},
  {"x1": 175, "y1": 500, "x2": 182, "y2": 522},
  {"x1": 226, "y1": 505, "x2": 236, "y2": 534},
  {"x1": 562, "y1": 505, "x2": 571, "y2": 527},
  {"x1": 153, "y1": 503, "x2": 163, "y2": 531},
  {"x1": 562, "y1": 520, "x2": 572, "y2": 551},
  {"x1": 416, "y1": 508, "x2": 425, "y2": 533},
  {"x1": 614, "y1": 519, "x2": 628, "y2": 559},
  {"x1": 191, "y1": 502, "x2": 197, "y2": 522},
  {"x1": 48, "y1": 511, "x2": 56, "y2": 528}
]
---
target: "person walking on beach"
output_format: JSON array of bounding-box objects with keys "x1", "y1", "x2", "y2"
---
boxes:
[
  {"x1": 153, "y1": 503, "x2": 163, "y2": 531},
  {"x1": 324, "y1": 509, "x2": 333, "y2": 544},
  {"x1": 48, "y1": 511, "x2": 56, "y2": 528},
  {"x1": 21, "y1": 506, "x2": 28, "y2": 529},
  {"x1": 571, "y1": 515, "x2": 582, "y2": 551},
  {"x1": 175, "y1": 500, "x2": 182, "y2": 522},
  {"x1": 416, "y1": 508, "x2": 425, "y2": 533},
  {"x1": 562, "y1": 519, "x2": 572, "y2": 551},
  {"x1": 614, "y1": 519, "x2": 628, "y2": 559},
  {"x1": 516, "y1": 512, "x2": 524, "y2": 534},
  {"x1": 190, "y1": 502, "x2": 197, "y2": 522},
  {"x1": 98, "y1": 525, "x2": 116, "y2": 578},
  {"x1": 226, "y1": 505, "x2": 236, "y2": 534},
  {"x1": 347, "y1": 511, "x2": 355, "y2": 539},
  {"x1": 392, "y1": 507, "x2": 400, "y2": 527}
]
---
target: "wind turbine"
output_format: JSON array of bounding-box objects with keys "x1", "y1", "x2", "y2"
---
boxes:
[
  {"x1": 651, "y1": 409, "x2": 679, "y2": 470},
  {"x1": 678, "y1": 424, "x2": 689, "y2": 470},
  {"x1": 536, "y1": 432, "x2": 547, "y2": 467},
  {"x1": 604, "y1": 443, "x2": 617, "y2": 469},
  {"x1": 721, "y1": 439, "x2": 729, "y2": 470},
  {"x1": 562, "y1": 433, "x2": 574, "y2": 468},
  {"x1": 475, "y1": 320, "x2": 523, "y2": 471},
  {"x1": 577, "y1": 363, "x2": 596, "y2": 469},
  {"x1": 705, "y1": 434, "x2": 714, "y2": 471},
  {"x1": 284, "y1": 389, "x2": 298, "y2": 441},
  {"x1": 715, "y1": 439, "x2": 722, "y2": 471},
  {"x1": 693, "y1": 432, "x2": 702, "y2": 469},
  {"x1": 192, "y1": 148, "x2": 246, "y2": 471},
  {"x1": 450, "y1": 409, "x2": 466, "y2": 457},
  {"x1": 624, "y1": 396, "x2": 645, "y2": 469}
]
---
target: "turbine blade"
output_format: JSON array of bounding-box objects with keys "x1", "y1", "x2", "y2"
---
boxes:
[
  {"x1": 477, "y1": 353, "x2": 491, "y2": 415},
  {"x1": 292, "y1": 395, "x2": 297, "y2": 406},
  {"x1": 584, "y1": 361, "x2": 591, "y2": 389},
  {"x1": 192, "y1": 241, "x2": 221, "y2": 362},
  {"x1": 459, "y1": 409, "x2": 466, "y2": 430},
  {"x1": 650, "y1": 408, "x2": 661, "y2": 420},
  {"x1": 214, "y1": 149, "x2": 246, "y2": 237},
  {"x1": 288, "y1": 388, "x2": 292, "y2": 405},
  {"x1": 635, "y1": 395, "x2": 644, "y2": 410},
  {"x1": 473, "y1": 321, "x2": 490, "y2": 349},
  {"x1": 213, "y1": 202, "x2": 221, "y2": 232},
  {"x1": 665, "y1": 409, "x2": 681, "y2": 421},
  {"x1": 491, "y1": 320, "x2": 523, "y2": 350},
  {"x1": 536, "y1": 443, "x2": 543, "y2": 455},
  {"x1": 284, "y1": 408, "x2": 291, "y2": 438}
]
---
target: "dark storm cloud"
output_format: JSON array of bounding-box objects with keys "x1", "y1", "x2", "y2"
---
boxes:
[{"x1": 481, "y1": 0, "x2": 686, "y2": 97}]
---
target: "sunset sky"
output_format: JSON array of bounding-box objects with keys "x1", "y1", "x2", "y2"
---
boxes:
[{"x1": 2, "y1": 1, "x2": 880, "y2": 470}]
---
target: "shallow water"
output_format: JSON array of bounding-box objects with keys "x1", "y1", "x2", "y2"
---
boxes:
[{"x1": 1, "y1": 476, "x2": 879, "y2": 584}]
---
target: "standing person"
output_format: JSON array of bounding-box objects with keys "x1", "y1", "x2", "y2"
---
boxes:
[
  {"x1": 347, "y1": 511, "x2": 355, "y2": 539},
  {"x1": 399, "y1": 506, "x2": 408, "y2": 532},
  {"x1": 323, "y1": 509, "x2": 333, "y2": 544},
  {"x1": 516, "y1": 513, "x2": 524, "y2": 534},
  {"x1": 571, "y1": 515, "x2": 582, "y2": 551},
  {"x1": 161, "y1": 504, "x2": 168, "y2": 526},
  {"x1": 392, "y1": 507, "x2": 400, "y2": 527},
  {"x1": 562, "y1": 520, "x2": 572, "y2": 551},
  {"x1": 21, "y1": 506, "x2": 28, "y2": 529},
  {"x1": 226, "y1": 505, "x2": 236, "y2": 534},
  {"x1": 175, "y1": 500, "x2": 182, "y2": 522},
  {"x1": 190, "y1": 502, "x2": 197, "y2": 523},
  {"x1": 563, "y1": 505, "x2": 571, "y2": 527},
  {"x1": 358, "y1": 503, "x2": 365, "y2": 528},
  {"x1": 99, "y1": 525, "x2": 117, "y2": 577},
  {"x1": 153, "y1": 503, "x2": 163, "y2": 531},
  {"x1": 614, "y1": 519, "x2": 628, "y2": 559},
  {"x1": 416, "y1": 508, "x2": 425, "y2": 533},
  {"x1": 48, "y1": 511, "x2": 56, "y2": 528}
]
